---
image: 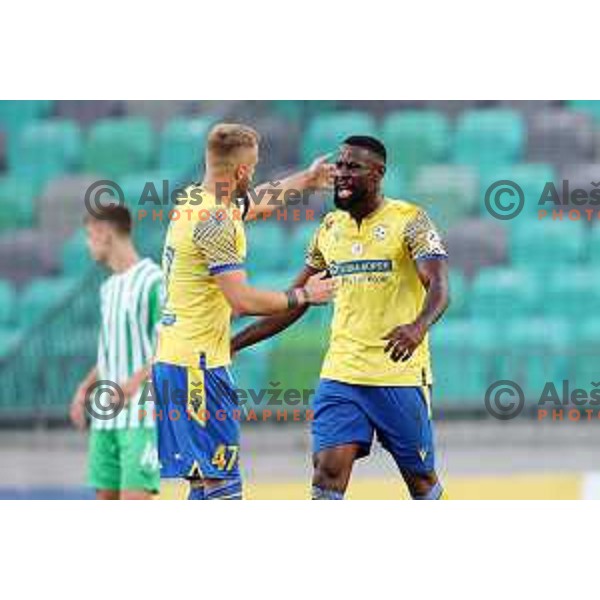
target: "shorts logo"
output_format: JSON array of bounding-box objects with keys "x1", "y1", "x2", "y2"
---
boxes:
[
  {"x1": 418, "y1": 448, "x2": 428, "y2": 461},
  {"x1": 373, "y1": 225, "x2": 387, "y2": 241},
  {"x1": 161, "y1": 313, "x2": 177, "y2": 326},
  {"x1": 328, "y1": 259, "x2": 392, "y2": 277}
]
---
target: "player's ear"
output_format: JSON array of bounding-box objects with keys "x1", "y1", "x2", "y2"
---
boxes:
[{"x1": 236, "y1": 163, "x2": 249, "y2": 181}]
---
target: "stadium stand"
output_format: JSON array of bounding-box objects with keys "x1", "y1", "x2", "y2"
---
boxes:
[{"x1": 0, "y1": 99, "x2": 599, "y2": 420}]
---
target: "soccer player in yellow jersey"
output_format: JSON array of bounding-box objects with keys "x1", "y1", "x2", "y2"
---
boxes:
[
  {"x1": 232, "y1": 136, "x2": 450, "y2": 500},
  {"x1": 152, "y1": 123, "x2": 335, "y2": 500}
]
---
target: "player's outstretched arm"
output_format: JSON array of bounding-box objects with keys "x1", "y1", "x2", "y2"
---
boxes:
[
  {"x1": 247, "y1": 155, "x2": 334, "y2": 218},
  {"x1": 383, "y1": 259, "x2": 450, "y2": 362},
  {"x1": 215, "y1": 267, "x2": 332, "y2": 317},
  {"x1": 231, "y1": 266, "x2": 320, "y2": 353}
]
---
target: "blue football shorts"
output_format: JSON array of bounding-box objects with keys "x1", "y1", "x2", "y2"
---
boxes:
[
  {"x1": 151, "y1": 358, "x2": 241, "y2": 480},
  {"x1": 311, "y1": 378, "x2": 436, "y2": 474}
]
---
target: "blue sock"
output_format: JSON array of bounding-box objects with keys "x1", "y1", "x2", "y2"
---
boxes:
[
  {"x1": 413, "y1": 481, "x2": 443, "y2": 500},
  {"x1": 187, "y1": 480, "x2": 205, "y2": 500},
  {"x1": 312, "y1": 485, "x2": 344, "y2": 500},
  {"x1": 205, "y1": 478, "x2": 243, "y2": 500}
]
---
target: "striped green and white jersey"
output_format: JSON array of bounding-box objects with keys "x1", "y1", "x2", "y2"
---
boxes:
[{"x1": 93, "y1": 258, "x2": 163, "y2": 430}]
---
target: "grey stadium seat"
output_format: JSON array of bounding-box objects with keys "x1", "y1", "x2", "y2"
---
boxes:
[
  {"x1": 54, "y1": 101, "x2": 123, "y2": 126},
  {"x1": 0, "y1": 230, "x2": 62, "y2": 283},
  {"x1": 38, "y1": 174, "x2": 103, "y2": 240},
  {"x1": 123, "y1": 101, "x2": 194, "y2": 128},
  {"x1": 242, "y1": 116, "x2": 300, "y2": 179},
  {"x1": 558, "y1": 163, "x2": 600, "y2": 210},
  {"x1": 497, "y1": 100, "x2": 564, "y2": 114},
  {"x1": 445, "y1": 218, "x2": 508, "y2": 278},
  {"x1": 527, "y1": 109, "x2": 595, "y2": 165},
  {"x1": 423, "y1": 100, "x2": 494, "y2": 120},
  {"x1": 411, "y1": 164, "x2": 479, "y2": 232}
]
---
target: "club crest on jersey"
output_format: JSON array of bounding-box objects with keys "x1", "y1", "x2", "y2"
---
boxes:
[
  {"x1": 373, "y1": 225, "x2": 387, "y2": 241},
  {"x1": 351, "y1": 242, "x2": 363, "y2": 256}
]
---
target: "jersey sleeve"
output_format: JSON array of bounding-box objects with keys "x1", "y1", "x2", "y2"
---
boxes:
[
  {"x1": 305, "y1": 225, "x2": 327, "y2": 271},
  {"x1": 193, "y1": 210, "x2": 244, "y2": 275},
  {"x1": 403, "y1": 209, "x2": 448, "y2": 261}
]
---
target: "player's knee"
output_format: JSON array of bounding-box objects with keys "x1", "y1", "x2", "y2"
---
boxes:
[
  {"x1": 402, "y1": 470, "x2": 444, "y2": 500},
  {"x1": 312, "y1": 453, "x2": 347, "y2": 491}
]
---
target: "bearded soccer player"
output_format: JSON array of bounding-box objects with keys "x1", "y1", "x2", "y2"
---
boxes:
[
  {"x1": 232, "y1": 136, "x2": 450, "y2": 500},
  {"x1": 152, "y1": 123, "x2": 335, "y2": 500}
]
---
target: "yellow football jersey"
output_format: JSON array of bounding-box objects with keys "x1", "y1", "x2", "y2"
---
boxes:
[
  {"x1": 155, "y1": 186, "x2": 246, "y2": 368},
  {"x1": 305, "y1": 198, "x2": 447, "y2": 387}
]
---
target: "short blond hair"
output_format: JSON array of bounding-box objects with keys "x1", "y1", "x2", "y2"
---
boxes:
[{"x1": 206, "y1": 123, "x2": 259, "y2": 169}]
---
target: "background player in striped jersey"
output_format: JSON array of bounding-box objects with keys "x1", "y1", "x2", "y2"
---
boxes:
[
  {"x1": 70, "y1": 205, "x2": 163, "y2": 500},
  {"x1": 232, "y1": 136, "x2": 450, "y2": 500}
]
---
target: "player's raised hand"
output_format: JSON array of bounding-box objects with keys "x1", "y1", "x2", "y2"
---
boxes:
[
  {"x1": 382, "y1": 321, "x2": 427, "y2": 362},
  {"x1": 69, "y1": 386, "x2": 88, "y2": 430},
  {"x1": 303, "y1": 271, "x2": 335, "y2": 305},
  {"x1": 308, "y1": 154, "x2": 335, "y2": 190}
]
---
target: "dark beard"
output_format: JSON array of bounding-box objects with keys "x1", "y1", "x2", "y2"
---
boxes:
[{"x1": 333, "y1": 187, "x2": 365, "y2": 211}]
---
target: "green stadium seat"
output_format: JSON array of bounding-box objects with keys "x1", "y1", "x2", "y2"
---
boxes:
[
  {"x1": 0, "y1": 176, "x2": 37, "y2": 230},
  {"x1": 50, "y1": 323, "x2": 97, "y2": 359},
  {"x1": 232, "y1": 342, "x2": 267, "y2": 410},
  {"x1": 268, "y1": 326, "x2": 327, "y2": 400},
  {"x1": 383, "y1": 167, "x2": 407, "y2": 198},
  {"x1": 288, "y1": 222, "x2": 318, "y2": 261},
  {"x1": 446, "y1": 269, "x2": 468, "y2": 318},
  {"x1": 587, "y1": 224, "x2": 600, "y2": 261},
  {"x1": 270, "y1": 101, "x2": 339, "y2": 121},
  {"x1": 0, "y1": 101, "x2": 53, "y2": 135},
  {"x1": 572, "y1": 318, "x2": 600, "y2": 388},
  {"x1": 569, "y1": 100, "x2": 600, "y2": 123},
  {"x1": 430, "y1": 318, "x2": 498, "y2": 408},
  {"x1": 10, "y1": 120, "x2": 82, "y2": 187},
  {"x1": 245, "y1": 222, "x2": 288, "y2": 273},
  {"x1": 510, "y1": 219, "x2": 586, "y2": 269},
  {"x1": 301, "y1": 111, "x2": 378, "y2": 164},
  {"x1": 118, "y1": 170, "x2": 178, "y2": 257},
  {"x1": 0, "y1": 280, "x2": 16, "y2": 325},
  {"x1": 502, "y1": 317, "x2": 571, "y2": 402},
  {"x1": 469, "y1": 267, "x2": 540, "y2": 317},
  {"x1": 19, "y1": 277, "x2": 81, "y2": 327},
  {"x1": 119, "y1": 170, "x2": 182, "y2": 210},
  {"x1": 269, "y1": 101, "x2": 303, "y2": 120},
  {"x1": 61, "y1": 229, "x2": 94, "y2": 275},
  {"x1": 159, "y1": 117, "x2": 215, "y2": 176},
  {"x1": 84, "y1": 118, "x2": 155, "y2": 178},
  {"x1": 453, "y1": 109, "x2": 524, "y2": 170},
  {"x1": 41, "y1": 354, "x2": 92, "y2": 410},
  {"x1": 411, "y1": 165, "x2": 479, "y2": 231},
  {"x1": 0, "y1": 327, "x2": 22, "y2": 360},
  {"x1": 544, "y1": 269, "x2": 600, "y2": 317},
  {"x1": 381, "y1": 111, "x2": 449, "y2": 183},
  {"x1": 479, "y1": 163, "x2": 556, "y2": 220}
]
